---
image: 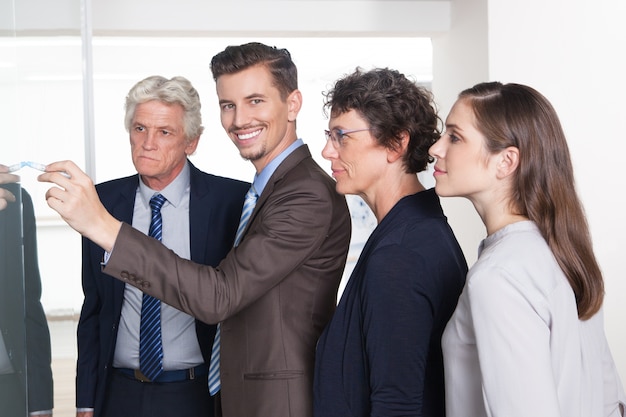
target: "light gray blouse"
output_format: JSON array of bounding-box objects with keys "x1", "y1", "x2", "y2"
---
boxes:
[{"x1": 443, "y1": 221, "x2": 625, "y2": 417}]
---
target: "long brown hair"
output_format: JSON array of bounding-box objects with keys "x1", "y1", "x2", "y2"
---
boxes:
[{"x1": 459, "y1": 82, "x2": 603, "y2": 319}]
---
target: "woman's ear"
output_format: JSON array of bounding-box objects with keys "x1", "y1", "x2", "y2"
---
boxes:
[
  {"x1": 496, "y1": 146, "x2": 520, "y2": 179},
  {"x1": 387, "y1": 131, "x2": 409, "y2": 163}
]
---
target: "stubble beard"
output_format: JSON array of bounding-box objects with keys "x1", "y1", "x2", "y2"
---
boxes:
[{"x1": 239, "y1": 143, "x2": 266, "y2": 163}]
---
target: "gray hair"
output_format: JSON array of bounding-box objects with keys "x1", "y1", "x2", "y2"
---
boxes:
[{"x1": 124, "y1": 75, "x2": 204, "y2": 140}]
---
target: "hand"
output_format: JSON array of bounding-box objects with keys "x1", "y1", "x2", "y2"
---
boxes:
[
  {"x1": 37, "y1": 160, "x2": 122, "y2": 252},
  {"x1": 77, "y1": 411, "x2": 94, "y2": 417},
  {"x1": 0, "y1": 164, "x2": 20, "y2": 211}
]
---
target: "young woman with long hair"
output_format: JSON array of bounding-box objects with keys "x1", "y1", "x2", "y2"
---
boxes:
[{"x1": 430, "y1": 82, "x2": 625, "y2": 417}]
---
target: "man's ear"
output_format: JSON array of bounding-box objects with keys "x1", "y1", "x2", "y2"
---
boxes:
[
  {"x1": 287, "y1": 89, "x2": 303, "y2": 122},
  {"x1": 387, "y1": 131, "x2": 409, "y2": 163},
  {"x1": 185, "y1": 136, "x2": 201, "y2": 155},
  {"x1": 496, "y1": 146, "x2": 520, "y2": 179}
]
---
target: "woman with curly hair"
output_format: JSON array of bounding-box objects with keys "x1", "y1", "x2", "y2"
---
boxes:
[{"x1": 314, "y1": 68, "x2": 467, "y2": 417}]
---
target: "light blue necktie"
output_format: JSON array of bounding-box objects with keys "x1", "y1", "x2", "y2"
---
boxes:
[
  {"x1": 139, "y1": 193, "x2": 167, "y2": 381},
  {"x1": 208, "y1": 186, "x2": 257, "y2": 395}
]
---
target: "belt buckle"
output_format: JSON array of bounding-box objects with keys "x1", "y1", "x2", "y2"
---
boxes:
[{"x1": 134, "y1": 369, "x2": 152, "y2": 382}]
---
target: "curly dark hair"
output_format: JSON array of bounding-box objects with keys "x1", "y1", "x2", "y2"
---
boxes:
[{"x1": 323, "y1": 67, "x2": 441, "y2": 173}]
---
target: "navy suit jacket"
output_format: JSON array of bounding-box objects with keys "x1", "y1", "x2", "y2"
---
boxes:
[
  {"x1": 314, "y1": 190, "x2": 467, "y2": 417},
  {"x1": 76, "y1": 161, "x2": 249, "y2": 416}
]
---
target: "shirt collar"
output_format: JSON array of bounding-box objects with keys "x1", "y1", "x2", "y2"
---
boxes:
[
  {"x1": 253, "y1": 138, "x2": 303, "y2": 195},
  {"x1": 138, "y1": 160, "x2": 190, "y2": 208}
]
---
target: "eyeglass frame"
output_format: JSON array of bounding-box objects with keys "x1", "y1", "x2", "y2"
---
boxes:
[{"x1": 324, "y1": 128, "x2": 371, "y2": 148}]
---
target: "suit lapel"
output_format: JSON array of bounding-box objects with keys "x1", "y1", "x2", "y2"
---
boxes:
[
  {"x1": 188, "y1": 162, "x2": 210, "y2": 264},
  {"x1": 249, "y1": 144, "x2": 312, "y2": 229}
]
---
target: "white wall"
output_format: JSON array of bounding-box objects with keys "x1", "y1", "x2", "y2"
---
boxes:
[
  {"x1": 431, "y1": 0, "x2": 489, "y2": 265},
  {"x1": 484, "y1": 0, "x2": 626, "y2": 387}
]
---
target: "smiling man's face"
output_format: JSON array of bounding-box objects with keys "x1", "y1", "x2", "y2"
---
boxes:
[{"x1": 216, "y1": 64, "x2": 301, "y2": 173}]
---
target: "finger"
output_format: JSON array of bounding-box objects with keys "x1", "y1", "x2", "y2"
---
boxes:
[
  {"x1": 0, "y1": 172, "x2": 21, "y2": 185},
  {"x1": 0, "y1": 187, "x2": 17, "y2": 204},
  {"x1": 38, "y1": 171, "x2": 73, "y2": 190},
  {"x1": 45, "y1": 193, "x2": 62, "y2": 213},
  {"x1": 44, "y1": 188, "x2": 71, "y2": 221},
  {"x1": 39, "y1": 161, "x2": 92, "y2": 188},
  {"x1": 38, "y1": 172, "x2": 63, "y2": 189},
  {"x1": 0, "y1": 194, "x2": 15, "y2": 211},
  {"x1": 44, "y1": 186, "x2": 67, "y2": 204},
  {"x1": 46, "y1": 160, "x2": 83, "y2": 179},
  {"x1": 45, "y1": 160, "x2": 74, "y2": 172}
]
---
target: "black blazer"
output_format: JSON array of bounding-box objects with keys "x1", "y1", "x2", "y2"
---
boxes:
[{"x1": 76, "y1": 161, "x2": 248, "y2": 416}]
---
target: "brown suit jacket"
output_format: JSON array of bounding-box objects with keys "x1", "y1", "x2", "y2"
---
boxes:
[{"x1": 104, "y1": 145, "x2": 351, "y2": 417}]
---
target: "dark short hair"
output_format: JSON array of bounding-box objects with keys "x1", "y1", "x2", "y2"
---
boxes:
[
  {"x1": 324, "y1": 67, "x2": 440, "y2": 173},
  {"x1": 210, "y1": 42, "x2": 298, "y2": 101}
]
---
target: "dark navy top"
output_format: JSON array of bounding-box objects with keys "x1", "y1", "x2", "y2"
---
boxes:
[{"x1": 314, "y1": 189, "x2": 467, "y2": 417}]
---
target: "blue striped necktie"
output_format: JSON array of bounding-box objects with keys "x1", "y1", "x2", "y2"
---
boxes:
[
  {"x1": 139, "y1": 193, "x2": 167, "y2": 381},
  {"x1": 208, "y1": 186, "x2": 257, "y2": 395}
]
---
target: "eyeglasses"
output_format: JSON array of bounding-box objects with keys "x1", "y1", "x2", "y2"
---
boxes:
[{"x1": 324, "y1": 128, "x2": 371, "y2": 148}]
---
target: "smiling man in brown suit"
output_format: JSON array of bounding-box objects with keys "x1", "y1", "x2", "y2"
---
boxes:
[{"x1": 40, "y1": 42, "x2": 351, "y2": 417}]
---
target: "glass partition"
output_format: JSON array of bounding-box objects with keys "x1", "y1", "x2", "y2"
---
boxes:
[
  {"x1": 2, "y1": 0, "x2": 82, "y2": 415},
  {"x1": 1, "y1": 3, "x2": 28, "y2": 416}
]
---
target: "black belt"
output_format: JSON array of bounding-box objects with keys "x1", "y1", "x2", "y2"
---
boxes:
[{"x1": 115, "y1": 364, "x2": 208, "y2": 383}]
